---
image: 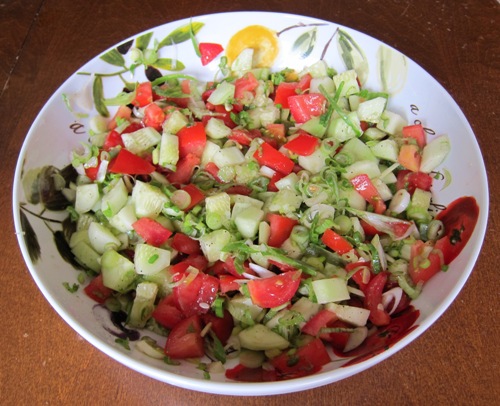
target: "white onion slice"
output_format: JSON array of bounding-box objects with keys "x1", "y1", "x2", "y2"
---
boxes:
[
  {"x1": 248, "y1": 262, "x2": 277, "y2": 278},
  {"x1": 382, "y1": 287, "x2": 403, "y2": 315}
]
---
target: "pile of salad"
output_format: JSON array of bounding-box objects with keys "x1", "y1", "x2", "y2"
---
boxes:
[{"x1": 64, "y1": 49, "x2": 478, "y2": 382}]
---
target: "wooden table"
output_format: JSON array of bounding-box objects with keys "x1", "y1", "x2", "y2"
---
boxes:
[{"x1": 1, "y1": 1, "x2": 498, "y2": 404}]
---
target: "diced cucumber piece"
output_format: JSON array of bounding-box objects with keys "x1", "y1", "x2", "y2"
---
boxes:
[
  {"x1": 298, "y1": 147, "x2": 329, "y2": 174},
  {"x1": 205, "y1": 192, "x2": 231, "y2": 230},
  {"x1": 310, "y1": 76, "x2": 335, "y2": 94},
  {"x1": 344, "y1": 326, "x2": 368, "y2": 352},
  {"x1": 227, "y1": 294, "x2": 264, "y2": 322},
  {"x1": 247, "y1": 105, "x2": 280, "y2": 129},
  {"x1": 356, "y1": 97, "x2": 387, "y2": 123},
  {"x1": 325, "y1": 302, "x2": 370, "y2": 327},
  {"x1": 274, "y1": 172, "x2": 299, "y2": 191},
  {"x1": 69, "y1": 229, "x2": 90, "y2": 248},
  {"x1": 312, "y1": 277, "x2": 350, "y2": 304},
  {"x1": 142, "y1": 268, "x2": 173, "y2": 298},
  {"x1": 258, "y1": 221, "x2": 270, "y2": 245},
  {"x1": 339, "y1": 188, "x2": 367, "y2": 210},
  {"x1": 158, "y1": 133, "x2": 179, "y2": 169},
  {"x1": 238, "y1": 324, "x2": 290, "y2": 351},
  {"x1": 200, "y1": 140, "x2": 221, "y2": 168},
  {"x1": 88, "y1": 222, "x2": 121, "y2": 254},
  {"x1": 372, "y1": 178, "x2": 393, "y2": 201},
  {"x1": 128, "y1": 282, "x2": 158, "y2": 328},
  {"x1": 230, "y1": 194, "x2": 264, "y2": 209},
  {"x1": 300, "y1": 116, "x2": 327, "y2": 138},
  {"x1": 267, "y1": 189, "x2": 302, "y2": 215},
  {"x1": 136, "y1": 336, "x2": 165, "y2": 359},
  {"x1": 205, "y1": 117, "x2": 232, "y2": 139},
  {"x1": 75, "y1": 183, "x2": 100, "y2": 214},
  {"x1": 132, "y1": 180, "x2": 168, "y2": 219},
  {"x1": 199, "y1": 229, "x2": 232, "y2": 262},
  {"x1": 407, "y1": 188, "x2": 432, "y2": 224},
  {"x1": 343, "y1": 160, "x2": 381, "y2": 180},
  {"x1": 376, "y1": 110, "x2": 407, "y2": 135},
  {"x1": 121, "y1": 127, "x2": 161, "y2": 155},
  {"x1": 134, "y1": 243, "x2": 171, "y2": 275},
  {"x1": 239, "y1": 349, "x2": 265, "y2": 368},
  {"x1": 101, "y1": 250, "x2": 136, "y2": 292},
  {"x1": 101, "y1": 178, "x2": 128, "y2": 218},
  {"x1": 363, "y1": 127, "x2": 387, "y2": 141},
  {"x1": 109, "y1": 204, "x2": 137, "y2": 233},
  {"x1": 301, "y1": 60, "x2": 329, "y2": 78},
  {"x1": 207, "y1": 81, "x2": 235, "y2": 105},
  {"x1": 348, "y1": 95, "x2": 361, "y2": 111},
  {"x1": 336, "y1": 137, "x2": 378, "y2": 164},
  {"x1": 231, "y1": 48, "x2": 254, "y2": 73},
  {"x1": 290, "y1": 297, "x2": 321, "y2": 326},
  {"x1": 420, "y1": 135, "x2": 450, "y2": 173},
  {"x1": 234, "y1": 205, "x2": 265, "y2": 238},
  {"x1": 326, "y1": 112, "x2": 362, "y2": 142},
  {"x1": 332, "y1": 69, "x2": 360, "y2": 97},
  {"x1": 162, "y1": 110, "x2": 189, "y2": 135},
  {"x1": 71, "y1": 240, "x2": 101, "y2": 272},
  {"x1": 370, "y1": 139, "x2": 399, "y2": 162},
  {"x1": 212, "y1": 147, "x2": 246, "y2": 168}
]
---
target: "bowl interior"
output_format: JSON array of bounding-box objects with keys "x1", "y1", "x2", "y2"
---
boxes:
[{"x1": 13, "y1": 11, "x2": 488, "y2": 396}]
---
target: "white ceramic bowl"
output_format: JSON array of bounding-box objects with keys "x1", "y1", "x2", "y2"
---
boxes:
[{"x1": 12, "y1": 11, "x2": 488, "y2": 396}]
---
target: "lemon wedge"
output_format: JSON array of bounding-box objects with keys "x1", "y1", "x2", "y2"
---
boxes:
[{"x1": 226, "y1": 25, "x2": 279, "y2": 68}]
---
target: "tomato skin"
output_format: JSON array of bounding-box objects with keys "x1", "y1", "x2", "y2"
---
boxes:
[
  {"x1": 225, "y1": 364, "x2": 277, "y2": 382},
  {"x1": 253, "y1": 142, "x2": 295, "y2": 175},
  {"x1": 199, "y1": 42, "x2": 223, "y2": 66},
  {"x1": 108, "y1": 149, "x2": 156, "y2": 175},
  {"x1": 265, "y1": 123, "x2": 286, "y2": 142},
  {"x1": 133, "y1": 82, "x2": 153, "y2": 107},
  {"x1": 408, "y1": 240, "x2": 444, "y2": 284},
  {"x1": 402, "y1": 124, "x2": 426, "y2": 149},
  {"x1": 234, "y1": 72, "x2": 259, "y2": 101},
  {"x1": 181, "y1": 183, "x2": 205, "y2": 211},
  {"x1": 319, "y1": 320, "x2": 351, "y2": 350},
  {"x1": 271, "y1": 338, "x2": 331, "y2": 379},
  {"x1": 103, "y1": 130, "x2": 125, "y2": 151},
  {"x1": 164, "y1": 315, "x2": 205, "y2": 359},
  {"x1": 132, "y1": 217, "x2": 173, "y2": 247},
  {"x1": 283, "y1": 132, "x2": 320, "y2": 156},
  {"x1": 434, "y1": 196, "x2": 480, "y2": 265},
  {"x1": 177, "y1": 122, "x2": 207, "y2": 158},
  {"x1": 321, "y1": 228, "x2": 353, "y2": 255},
  {"x1": 398, "y1": 144, "x2": 421, "y2": 172},
  {"x1": 396, "y1": 170, "x2": 433, "y2": 195},
  {"x1": 171, "y1": 233, "x2": 201, "y2": 255},
  {"x1": 143, "y1": 103, "x2": 165, "y2": 130},
  {"x1": 350, "y1": 174, "x2": 387, "y2": 214},
  {"x1": 274, "y1": 82, "x2": 299, "y2": 108},
  {"x1": 288, "y1": 93, "x2": 326, "y2": 123},
  {"x1": 247, "y1": 270, "x2": 301, "y2": 308},
  {"x1": 266, "y1": 213, "x2": 298, "y2": 248},
  {"x1": 201, "y1": 309, "x2": 234, "y2": 345},
  {"x1": 108, "y1": 105, "x2": 132, "y2": 130},
  {"x1": 84, "y1": 161, "x2": 100, "y2": 181},
  {"x1": 219, "y1": 275, "x2": 241, "y2": 293},
  {"x1": 166, "y1": 153, "x2": 200, "y2": 185},
  {"x1": 346, "y1": 261, "x2": 371, "y2": 292},
  {"x1": 364, "y1": 272, "x2": 391, "y2": 326},
  {"x1": 152, "y1": 294, "x2": 184, "y2": 329},
  {"x1": 84, "y1": 274, "x2": 113, "y2": 303},
  {"x1": 302, "y1": 309, "x2": 338, "y2": 336},
  {"x1": 173, "y1": 271, "x2": 219, "y2": 317}
]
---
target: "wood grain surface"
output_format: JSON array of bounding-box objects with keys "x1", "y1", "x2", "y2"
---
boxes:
[{"x1": 1, "y1": 1, "x2": 498, "y2": 404}]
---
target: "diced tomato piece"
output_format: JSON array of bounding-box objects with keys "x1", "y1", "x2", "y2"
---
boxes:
[
  {"x1": 181, "y1": 183, "x2": 205, "y2": 211},
  {"x1": 108, "y1": 105, "x2": 132, "y2": 130},
  {"x1": 203, "y1": 161, "x2": 223, "y2": 182},
  {"x1": 84, "y1": 274, "x2": 113, "y2": 303},
  {"x1": 180, "y1": 79, "x2": 191, "y2": 95},
  {"x1": 133, "y1": 82, "x2": 153, "y2": 107},
  {"x1": 132, "y1": 217, "x2": 172, "y2": 247},
  {"x1": 398, "y1": 144, "x2": 421, "y2": 172},
  {"x1": 247, "y1": 270, "x2": 301, "y2": 308},
  {"x1": 234, "y1": 72, "x2": 259, "y2": 102},
  {"x1": 103, "y1": 130, "x2": 125, "y2": 151},
  {"x1": 219, "y1": 275, "x2": 241, "y2": 293},
  {"x1": 408, "y1": 240, "x2": 445, "y2": 284},
  {"x1": 433, "y1": 196, "x2": 480, "y2": 265},
  {"x1": 288, "y1": 93, "x2": 326, "y2": 123},
  {"x1": 274, "y1": 82, "x2": 298, "y2": 108},
  {"x1": 173, "y1": 272, "x2": 219, "y2": 317},
  {"x1": 84, "y1": 160, "x2": 100, "y2": 181},
  {"x1": 152, "y1": 295, "x2": 184, "y2": 329},
  {"x1": 181, "y1": 254, "x2": 209, "y2": 272},
  {"x1": 402, "y1": 124, "x2": 426, "y2": 149},
  {"x1": 108, "y1": 149, "x2": 156, "y2": 175},
  {"x1": 253, "y1": 142, "x2": 295, "y2": 175},
  {"x1": 346, "y1": 261, "x2": 371, "y2": 292},
  {"x1": 364, "y1": 272, "x2": 391, "y2": 326},
  {"x1": 297, "y1": 73, "x2": 312, "y2": 91},
  {"x1": 143, "y1": 103, "x2": 165, "y2": 131},
  {"x1": 321, "y1": 228, "x2": 353, "y2": 254},
  {"x1": 271, "y1": 338, "x2": 331, "y2": 379},
  {"x1": 229, "y1": 128, "x2": 254, "y2": 146},
  {"x1": 266, "y1": 213, "x2": 298, "y2": 248},
  {"x1": 267, "y1": 171, "x2": 285, "y2": 192},
  {"x1": 164, "y1": 315, "x2": 204, "y2": 359},
  {"x1": 265, "y1": 123, "x2": 286, "y2": 142},
  {"x1": 350, "y1": 173, "x2": 387, "y2": 214},
  {"x1": 171, "y1": 233, "x2": 201, "y2": 255},
  {"x1": 302, "y1": 309, "x2": 338, "y2": 336},
  {"x1": 177, "y1": 122, "x2": 207, "y2": 158},
  {"x1": 201, "y1": 309, "x2": 234, "y2": 345},
  {"x1": 224, "y1": 185, "x2": 253, "y2": 195},
  {"x1": 320, "y1": 320, "x2": 352, "y2": 350},
  {"x1": 121, "y1": 122, "x2": 144, "y2": 134},
  {"x1": 225, "y1": 364, "x2": 277, "y2": 382},
  {"x1": 396, "y1": 170, "x2": 433, "y2": 195},
  {"x1": 199, "y1": 42, "x2": 224, "y2": 66},
  {"x1": 283, "y1": 132, "x2": 320, "y2": 156},
  {"x1": 167, "y1": 153, "x2": 201, "y2": 185}
]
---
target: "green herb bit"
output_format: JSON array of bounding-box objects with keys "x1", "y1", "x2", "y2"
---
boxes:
[
  {"x1": 164, "y1": 356, "x2": 181, "y2": 366},
  {"x1": 63, "y1": 282, "x2": 79, "y2": 293},
  {"x1": 115, "y1": 338, "x2": 130, "y2": 350}
]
